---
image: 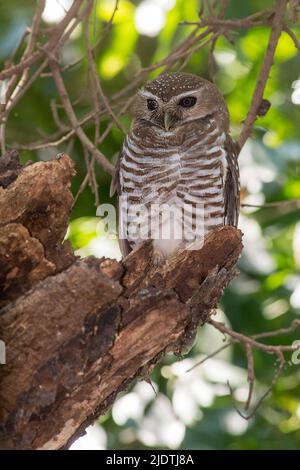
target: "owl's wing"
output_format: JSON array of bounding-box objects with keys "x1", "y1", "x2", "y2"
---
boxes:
[
  {"x1": 224, "y1": 136, "x2": 240, "y2": 227},
  {"x1": 110, "y1": 152, "x2": 121, "y2": 198},
  {"x1": 110, "y1": 152, "x2": 132, "y2": 258}
]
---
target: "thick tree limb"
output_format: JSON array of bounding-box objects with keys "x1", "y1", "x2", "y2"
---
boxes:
[
  {"x1": 0, "y1": 152, "x2": 243, "y2": 449},
  {"x1": 0, "y1": 151, "x2": 75, "y2": 307}
]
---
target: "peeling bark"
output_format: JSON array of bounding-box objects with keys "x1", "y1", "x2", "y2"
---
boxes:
[
  {"x1": 0, "y1": 152, "x2": 76, "y2": 306},
  {"x1": 0, "y1": 151, "x2": 243, "y2": 450}
]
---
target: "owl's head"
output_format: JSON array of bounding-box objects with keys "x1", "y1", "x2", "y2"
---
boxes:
[{"x1": 131, "y1": 72, "x2": 229, "y2": 132}]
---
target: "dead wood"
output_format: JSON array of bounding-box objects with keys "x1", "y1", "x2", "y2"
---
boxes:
[{"x1": 0, "y1": 151, "x2": 242, "y2": 449}]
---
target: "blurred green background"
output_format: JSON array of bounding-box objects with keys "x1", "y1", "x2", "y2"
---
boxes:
[{"x1": 1, "y1": 0, "x2": 300, "y2": 450}]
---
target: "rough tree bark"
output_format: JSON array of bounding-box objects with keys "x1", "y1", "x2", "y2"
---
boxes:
[{"x1": 0, "y1": 152, "x2": 243, "y2": 450}]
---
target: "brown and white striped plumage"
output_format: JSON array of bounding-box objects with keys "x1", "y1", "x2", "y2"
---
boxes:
[{"x1": 111, "y1": 72, "x2": 239, "y2": 260}]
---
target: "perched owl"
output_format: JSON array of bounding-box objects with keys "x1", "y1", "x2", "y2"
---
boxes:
[{"x1": 111, "y1": 72, "x2": 239, "y2": 263}]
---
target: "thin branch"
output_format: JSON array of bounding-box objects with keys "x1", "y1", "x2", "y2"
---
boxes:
[
  {"x1": 289, "y1": 0, "x2": 299, "y2": 22},
  {"x1": 112, "y1": 27, "x2": 213, "y2": 100},
  {"x1": 209, "y1": 319, "x2": 300, "y2": 354},
  {"x1": 44, "y1": 0, "x2": 120, "y2": 75},
  {"x1": 208, "y1": 36, "x2": 218, "y2": 80},
  {"x1": 241, "y1": 198, "x2": 300, "y2": 209},
  {"x1": 180, "y1": 9, "x2": 275, "y2": 28},
  {"x1": 49, "y1": 58, "x2": 114, "y2": 175},
  {"x1": 179, "y1": 19, "x2": 271, "y2": 28},
  {"x1": 208, "y1": 318, "x2": 300, "y2": 416},
  {"x1": 0, "y1": 0, "x2": 45, "y2": 153},
  {"x1": 5, "y1": 28, "x2": 30, "y2": 65},
  {"x1": 283, "y1": 24, "x2": 300, "y2": 52},
  {"x1": 187, "y1": 319, "x2": 300, "y2": 374},
  {"x1": 227, "y1": 351, "x2": 284, "y2": 420},
  {"x1": 0, "y1": 0, "x2": 299, "y2": 431},
  {"x1": 83, "y1": 10, "x2": 126, "y2": 134},
  {"x1": 0, "y1": 0, "x2": 93, "y2": 156},
  {"x1": 0, "y1": 0, "x2": 83, "y2": 81},
  {"x1": 218, "y1": 0, "x2": 229, "y2": 19},
  {"x1": 244, "y1": 343, "x2": 255, "y2": 410},
  {"x1": 238, "y1": 0, "x2": 288, "y2": 149},
  {"x1": 253, "y1": 319, "x2": 300, "y2": 339},
  {"x1": 186, "y1": 341, "x2": 233, "y2": 373}
]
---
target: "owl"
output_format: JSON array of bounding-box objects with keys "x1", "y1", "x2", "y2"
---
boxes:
[{"x1": 110, "y1": 72, "x2": 239, "y2": 263}]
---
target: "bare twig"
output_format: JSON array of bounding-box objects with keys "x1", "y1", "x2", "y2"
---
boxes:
[
  {"x1": 186, "y1": 341, "x2": 233, "y2": 373},
  {"x1": 209, "y1": 319, "x2": 300, "y2": 354},
  {"x1": 283, "y1": 24, "x2": 300, "y2": 52},
  {"x1": 227, "y1": 351, "x2": 285, "y2": 420},
  {"x1": 0, "y1": 0, "x2": 84, "y2": 82},
  {"x1": 83, "y1": 10, "x2": 126, "y2": 134},
  {"x1": 0, "y1": 1, "x2": 45, "y2": 153},
  {"x1": 238, "y1": 0, "x2": 288, "y2": 149},
  {"x1": 245, "y1": 343, "x2": 255, "y2": 410},
  {"x1": 49, "y1": 58, "x2": 114, "y2": 175},
  {"x1": 208, "y1": 318, "x2": 300, "y2": 417},
  {"x1": 289, "y1": 0, "x2": 299, "y2": 22},
  {"x1": 253, "y1": 319, "x2": 300, "y2": 339},
  {"x1": 0, "y1": 0, "x2": 298, "y2": 427},
  {"x1": 242, "y1": 198, "x2": 300, "y2": 209}
]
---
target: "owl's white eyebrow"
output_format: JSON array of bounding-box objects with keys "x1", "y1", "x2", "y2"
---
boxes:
[
  {"x1": 139, "y1": 88, "x2": 200, "y2": 101},
  {"x1": 171, "y1": 89, "x2": 200, "y2": 101},
  {"x1": 139, "y1": 90, "x2": 159, "y2": 100}
]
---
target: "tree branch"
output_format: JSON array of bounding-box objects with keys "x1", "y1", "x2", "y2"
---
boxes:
[
  {"x1": 49, "y1": 59, "x2": 114, "y2": 175},
  {"x1": 238, "y1": 0, "x2": 288, "y2": 149}
]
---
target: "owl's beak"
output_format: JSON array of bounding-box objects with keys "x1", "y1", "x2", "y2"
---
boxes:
[{"x1": 164, "y1": 112, "x2": 173, "y2": 131}]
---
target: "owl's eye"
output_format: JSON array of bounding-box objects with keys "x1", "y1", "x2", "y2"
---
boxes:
[
  {"x1": 147, "y1": 99, "x2": 158, "y2": 111},
  {"x1": 178, "y1": 96, "x2": 197, "y2": 108}
]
